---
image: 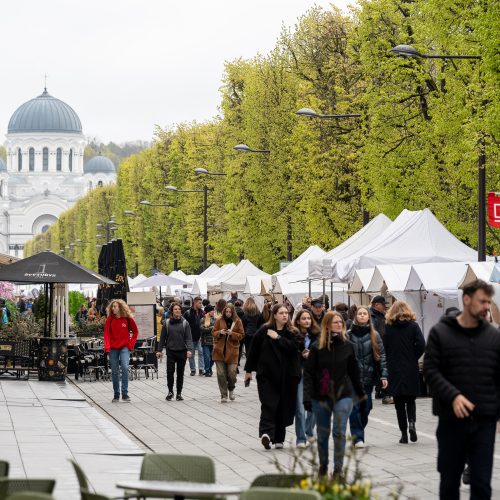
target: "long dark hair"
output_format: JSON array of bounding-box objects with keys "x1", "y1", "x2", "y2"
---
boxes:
[
  {"x1": 293, "y1": 309, "x2": 320, "y2": 336},
  {"x1": 266, "y1": 304, "x2": 297, "y2": 333},
  {"x1": 354, "y1": 306, "x2": 380, "y2": 362}
]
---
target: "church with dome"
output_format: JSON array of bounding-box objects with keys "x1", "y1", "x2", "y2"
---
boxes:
[{"x1": 1, "y1": 88, "x2": 117, "y2": 257}]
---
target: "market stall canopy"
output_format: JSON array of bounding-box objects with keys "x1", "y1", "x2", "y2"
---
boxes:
[
  {"x1": 273, "y1": 245, "x2": 325, "y2": 283},
  {"x1": 308, "y1": 214, "x2": 392, "y2": 280},
  {"x1": 199, "y1": 263, "x2": 220, "y2": 279},
  {"x1": 491, "y1": 262, "x2": 500, "y2": 283},
  {"x1": 134, "y1": 273, "x2": 189, "y2": 288},
  {"x1": 0, "y1": 251, "x2": 115, "y2": 284},
  {"x1": 334, "y1": 209, "x2": 477, "y2": 283},
  {"x1": 366, "y1": 264, "x2": 412, "y2": 299},
  {"x1": 219, "y1": 260, "x2": 269, "y2": 292}
]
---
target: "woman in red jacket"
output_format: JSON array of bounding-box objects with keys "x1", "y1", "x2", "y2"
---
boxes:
[{"x1": 104, "y1": 299, "x2": 139, "y2": 403}]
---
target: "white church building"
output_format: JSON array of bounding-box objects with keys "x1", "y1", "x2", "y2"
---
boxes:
[{"x1": 0, "y1": 88, "x2": 116, "y2": 257}]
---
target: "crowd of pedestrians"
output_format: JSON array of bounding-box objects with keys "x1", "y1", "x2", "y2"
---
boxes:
[{"x1": 112, "y1": 278, "x2": 499, "y2": 499}]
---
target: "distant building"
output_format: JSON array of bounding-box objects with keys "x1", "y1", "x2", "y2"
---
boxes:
[{"x1": 1, "y1": 88, "x2": 117, "y2": 257}]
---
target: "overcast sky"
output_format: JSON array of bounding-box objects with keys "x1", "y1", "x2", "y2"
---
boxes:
[{"x1": 1, "y1": 0, "x2": 351, "y2": 144}]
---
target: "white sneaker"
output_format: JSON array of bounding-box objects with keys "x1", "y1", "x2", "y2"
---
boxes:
[
  {"x1": 297, "y1": 442, "x2": 307, "y2": 449},
  {"x1": 275, "y1": 443, "x2": 284, "y2": 449},
  {"x1": 354, "y1": 441, "x2": 365, "y2": 449},
  {"x1": 307, "y1": 436, "x2": 316, "y2": 444},
  {"x1": 229, "y1": 390, "x2": 235, "y2": 401},
  {"x1": 221, "y1": 396, "x2": 228, "y2": 403},
  {"x1": 261, "y1": 434, "x2": 271, "y2": 450}
]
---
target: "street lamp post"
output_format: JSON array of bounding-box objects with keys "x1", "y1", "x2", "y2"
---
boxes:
[
  {"x1": 391, "y1": 44, "x2": 485, "y2": 260},
  {"x1": 167, "y1": 184, "x2": 210, "y2": 270},
  {"x1": 296, "y1": 107, "x2": 369, "y2": 226}
]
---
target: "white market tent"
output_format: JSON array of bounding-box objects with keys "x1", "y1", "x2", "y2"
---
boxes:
[
  {"x1": 191, "y1": 264, "x2": 236, "y2": 297},
  {"x1": 347, "y1": 268, "x2": 376, "y2": 305},
  {"x1": 458, "y1": 261, "x2": 500, "y2": 322},
  {"x1": 403, "y1": 262, "x2": 468, "y2": 337},
  {"x1": 199, "y1": 263, "x2": 220, "y2": 279},
  {"x1": 334, "y1": 209, "x2": 478, "y2": 283},
  {"x1": 243, "y1": 275, "x2": 270, "y2": 309},
  {"x1": 308, "y1": 214, "x2": 392, "y2": 280},
  {"x1": 219, "y1": 260, "x2": 270, "y2": 293},
  {"x1": 366, "y1": 264, "x2": 412, "y2": 300},
  {"x1": 274, "y1": 245, "x2": 326, "y2": 282}
]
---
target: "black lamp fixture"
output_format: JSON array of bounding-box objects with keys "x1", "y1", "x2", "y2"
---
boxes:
[
  {"x1": 391, "y1": 44, "x2": 481, "y2": 60},
  {"x1": 194, "y1": 167, "x2": 227, "y2": 176}
]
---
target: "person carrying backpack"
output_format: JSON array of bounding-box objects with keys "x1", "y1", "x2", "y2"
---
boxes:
[{"x1": 156, "y1": 302, "x2": 193, "y2": 401}]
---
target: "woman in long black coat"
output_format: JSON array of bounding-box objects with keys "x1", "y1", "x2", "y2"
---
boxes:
[
  {"x1": 384, "y1": 301, "x2": 426, "y2": 444},
  {"x1": 244, "y1": 303, "x2": 301, "y2": 450}
]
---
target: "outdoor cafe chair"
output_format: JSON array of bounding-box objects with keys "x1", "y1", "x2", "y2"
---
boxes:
[
  {"x1": 250, "y1": 474, "x2": 308, "y2": 489},
  {"x1": 0, "y1": 461, "x2": 9, "y2": 478},
  {"x1": 241, "y1": 487, "x2": 322, "y2": 500},
  {"x1": 136, "y1": 338, "x2": 158, "y2": 380},
  {"x1": 69, "y1": 460, "x2": 130, "y2": 500},
  {"x1": 140, "y1": 453, "x2": 215, "y2": 483},
  {"x1": 0, "y1": 478, "x2": 55, "y2": 500},
  {"x1": 5, "y1": 493, "x2": 55, "y2": 500}
]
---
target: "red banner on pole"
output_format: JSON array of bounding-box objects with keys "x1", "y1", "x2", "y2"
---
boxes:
[{"x1": 488, "y1": 192, "x2": 500, "y2": 228}]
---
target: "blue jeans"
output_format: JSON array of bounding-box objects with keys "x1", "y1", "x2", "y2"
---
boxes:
[
  {"x1": 349, "y1": 385, "x2": 373, "y2": 443},
  {"x1": 202, "y1": 345, "x2": 213, "y2": 374},
  {"x1": 188, "y1": 340, "x2": 205, "y2": 372},
  {"x1": 313, "y1": 397, "x2": 353, "y2": 473},
  {"x1": 109, "y1": 347, "x2": 130, "y2": 398},
  {"x1": 295, "y1": 376, "x2": 316, "y2": 444}
]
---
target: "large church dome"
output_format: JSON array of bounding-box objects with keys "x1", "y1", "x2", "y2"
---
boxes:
[
  {"x1": 8, "y1": 88, "x2": 82, "y2": 134},
  {"x1": 84, "y1": 155, "x2": 116, "y2": 174}
]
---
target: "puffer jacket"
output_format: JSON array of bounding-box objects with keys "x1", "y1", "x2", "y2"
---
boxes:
[
  {"x1": 423, "y1": 312, "x2": 500, "y2": 420},
  {"x1": 348, "y1": 324, "x2": 388, "y2": 386}
]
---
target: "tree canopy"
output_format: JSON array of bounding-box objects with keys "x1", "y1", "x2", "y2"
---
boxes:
[{"x1": 25, "y1": 0, "x2": 499, "y2": 273}]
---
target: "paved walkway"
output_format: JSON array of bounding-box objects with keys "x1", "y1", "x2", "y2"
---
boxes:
[
  {"x1": 73, "y1": 361, "x2": 500, "y2": 499},
  {"x1": 2, "y1": 365, "x2": 500, "y2": 499}
]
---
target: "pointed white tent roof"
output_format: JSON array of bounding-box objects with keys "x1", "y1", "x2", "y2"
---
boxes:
[
  {"x1": 334, "y1": 209, "x2": 477, "y2": 282},
  {"x1": 308, "y1": 214, "x2": 392, "y2": 280},
  {"x1": 349, "y1": 268, "x2": 376, "y2": 294},
  {"x1": 199, "y1": 263, "x2": 220, "y2": 279},
  {"x1": 458, "y1": 262, "x2": 500, "y2": 313},
  {"x1": 273, "y1": 245, "x2": 325, "y2": 282},
  {"x1": 192, "y1": 263, "x2": 236, "y2": 295},
  {"x1": 366, "y1": 265, "x2": 412, "y2": 294},
  {"x1": 405, "y1": 262, "x2": 468, "y2": 301},
  {"x1": 218, "y1": 259, "x2": 270, "y2": 292}
]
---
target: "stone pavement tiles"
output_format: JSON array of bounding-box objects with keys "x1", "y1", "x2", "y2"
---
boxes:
[
  {"x1": 0, "y1": 378, "x2": 143, "y2": 499},
  {"x1": 72, "y1": 361, "x2": 500, "y2": 500}
]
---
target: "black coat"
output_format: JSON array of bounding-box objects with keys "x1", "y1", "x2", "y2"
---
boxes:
[
  {"x1": 370, "y1": 307, "x2": 386, "y2": 338},
  {"x1": 383, "y1": 320, "x2": 425, "y2": 397},
  {"x1": 242, "y1": 312, "x2": 264, "y2": 337},
  {"x1": 244, "y1": 325, "x2": 301, "y2": 427},
  {"x1": 348, "y1": 324, "x2": 388, "y2": 386},
  {"x1": 303, "y1": 335, "x2": 365, "y2": 404},
  {"x1": 423, "y1": 312, "x2": 500, "y2": 419}
]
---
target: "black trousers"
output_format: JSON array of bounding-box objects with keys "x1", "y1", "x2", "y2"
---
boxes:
[
  {"x1": 437, "y1": 417, "x2": 496, "y2": 500},
  {"x1": 166, "y1": 349, "x2": 187, "y2": 394},
  {"x1": 258, "y1": 380, "x2": 286, "y2": 444},
  {"x1": 393, "y1": 395, "x2": 416, "y2": 432}
]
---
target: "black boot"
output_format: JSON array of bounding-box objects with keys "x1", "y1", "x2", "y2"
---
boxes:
[
  {"x1": 318, "y1": 465, "x2": 327, "y2": 477},
  {"x1": 399, "y1": 432, "x2": 408, "y2": 444},
  {"x1": 408, "y1": 421, "x2": 417, "y2": 442}
]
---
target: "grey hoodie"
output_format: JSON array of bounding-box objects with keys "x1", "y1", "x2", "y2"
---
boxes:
[{"x1": 158, "y1": 318, "x2": 193, "y2": 352}]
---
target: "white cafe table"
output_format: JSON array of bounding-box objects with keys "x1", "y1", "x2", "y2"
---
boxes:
[{"x1": 116, "y1": 480, "x2": 243, "y2": 499}]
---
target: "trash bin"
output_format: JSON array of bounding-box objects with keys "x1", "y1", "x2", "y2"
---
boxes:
[{"x1": 38, "y1": 338, "x2": 68, "y2": 381}]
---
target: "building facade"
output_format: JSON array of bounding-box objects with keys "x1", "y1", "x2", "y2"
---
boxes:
[{"x1": 1, "y1": 88, "x2": 116, "y2": 257}]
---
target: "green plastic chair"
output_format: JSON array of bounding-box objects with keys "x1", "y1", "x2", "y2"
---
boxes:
[
  {"x1": 0, "y1": 478, "x2": 55, "y2": 499},
  {"x1": 139, "y1": 454, "x2": 215, "y2": 483},
  {"x1": 0, "y1": 462, "x2": 9, "y2": 478},
  {"x1": 250, "y1": 474, "x2": 308, "y2": 488},
  {"x1": 69, "y1": 461, "x2": 129, "y2": 500},
  {"x1": 241, "y1": 488, "x2": 321, "y2": 500},
  {"x1": 6, "y1": 494, "x2": 54, "y2": 500}
]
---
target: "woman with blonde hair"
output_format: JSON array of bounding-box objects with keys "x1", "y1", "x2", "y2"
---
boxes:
[
  {"x1": 104, "y1": 299, "x2": 139, "y2": 403},
  {"x1": 384, "y1": 301, "x2": 425, "y2": 444},
  {"x1": 304, "y1": 311, "x2": 365, "y2": 476},
  {"x1": 348, "y1": 306, "x2": 388, "y2": 448},
  {"x1": 213, "y1": 303, "x2": 244, "y2": 402}
]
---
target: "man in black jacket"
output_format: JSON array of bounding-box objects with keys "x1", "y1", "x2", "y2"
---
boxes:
[{"x1": 424, "y1": 279, "x2": 500, "y2": 500}]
